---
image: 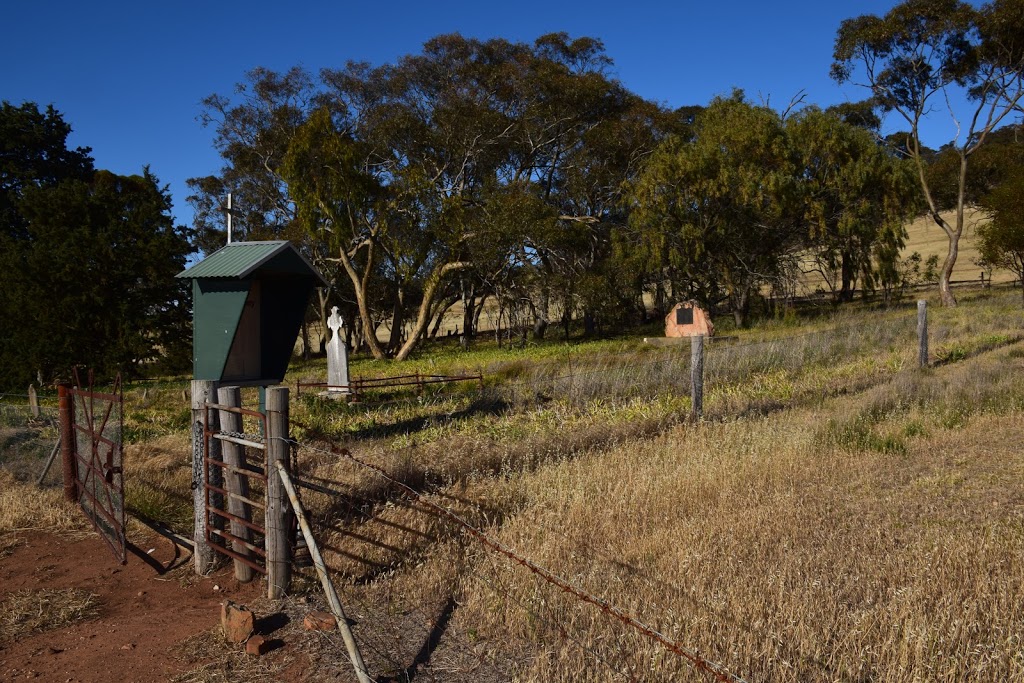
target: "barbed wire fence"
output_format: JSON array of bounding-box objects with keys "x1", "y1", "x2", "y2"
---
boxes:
[
  {"x1": 279, "y1": 436, "x2": 747, "y2": 682},
  {"x1": 5, "y1": 301, "x2": 1021, "y2": 679},
  {"x1": 269, "y1": 303, "x2": 1024, "y2": 680}
]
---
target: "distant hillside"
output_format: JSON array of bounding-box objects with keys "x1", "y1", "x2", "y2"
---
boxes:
[{"x1": 901, "y1": 207, "x2": 1011, "y2": 284}]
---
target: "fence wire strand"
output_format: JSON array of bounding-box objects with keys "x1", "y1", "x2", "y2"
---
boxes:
[{"x1": 281, "y1": 437, "x2": 745, "y2": 683}]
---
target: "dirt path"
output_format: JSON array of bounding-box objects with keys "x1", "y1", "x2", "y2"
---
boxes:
[{"x1": 0, "y1": 530, "x2": 264, "y2": 682}]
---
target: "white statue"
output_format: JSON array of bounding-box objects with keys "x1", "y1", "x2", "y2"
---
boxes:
[{"x1": 326, "y1": 306, "x2": 350, "y2": 395}]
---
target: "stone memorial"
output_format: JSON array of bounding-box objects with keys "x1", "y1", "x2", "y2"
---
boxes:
[
  {"x1": 326, "y1": 306, "x2": 350, "y2": 396},
  {"x1": 664, "y1": 301, "x2": 714, "y2": 338}
]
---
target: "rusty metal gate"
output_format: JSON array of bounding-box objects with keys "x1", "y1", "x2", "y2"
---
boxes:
[
  {"x1": 202, "y1": 401, "x2": 269, "y2": 575},
  {"x1": 68, "y1": 374, "x2": 126, "y2": 564}
]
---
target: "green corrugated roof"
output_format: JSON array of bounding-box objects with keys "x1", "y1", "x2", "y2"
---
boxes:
[{"x1": 177, "y1": 241, "x2": 294, "y2": 279}]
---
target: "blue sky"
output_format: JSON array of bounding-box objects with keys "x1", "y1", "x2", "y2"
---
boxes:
[{"x1": 4, "y1": 0, "x2": 946, "y2": 228}]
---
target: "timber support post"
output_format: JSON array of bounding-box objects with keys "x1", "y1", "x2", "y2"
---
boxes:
[
  {"x1": 217, "y1": 386, "x2": 256, "y2": 583},
  {"x1": 265, "y1": 386, "x2": 292, "y2": 599},
  {"x1": 918, "y1": 300, "x2": 929, "y2": 368},
  {"x1": 275, "y1": 460, "x2": 373, "y2": 683},
  {"x1": 191, "y1": 379, "x2": 218, "y2": 574},
  {"x1": 57, "y1": 384, "x2": 77, "y2": 502},
  {"x1": 690, "y1": 334, "x2": 705, "y2": 421}
]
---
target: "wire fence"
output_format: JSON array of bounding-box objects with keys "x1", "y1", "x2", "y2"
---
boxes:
[
  {"x1": 274, "y1": 302, "x2": 1024, "y2": 680},
  {"x1": 290, "y1": 308, "x2": 931, "y2": 426},
  {"x1": 284, "y1": 436, "x2": 745, "y2": 683},
  {"x1": 0, "y1": 402, "x2": 61, "y2": 485}
]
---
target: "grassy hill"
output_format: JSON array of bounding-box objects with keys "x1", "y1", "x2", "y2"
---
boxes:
[
  {"x1": 1, "y1": 288, "x2": 1011, "y2": 681},
  {"x1": 902, "y1": 206, "x2": 1013, "y2": 284}
]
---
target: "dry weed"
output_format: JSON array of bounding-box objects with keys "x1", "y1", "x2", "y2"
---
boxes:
[
  {"x1": 0, "y1": 588, "x2": 99, "y2": 643},
  {"x1": 0, "y1": 470, "x2": 85, "y2": 534},
  {"x1": 0, "y1": 534, "x2": 22, "y2": 559}
]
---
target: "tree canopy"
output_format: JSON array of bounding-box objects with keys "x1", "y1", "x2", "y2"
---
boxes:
[
  {"x1": 832, "y1": 0, "x2": 1024, "y2": 306},
  {"x1": 0, "y1": 102, "x2": 192, "y2": 388}
]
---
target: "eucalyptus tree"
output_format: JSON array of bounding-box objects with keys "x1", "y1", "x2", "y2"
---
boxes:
[
  {"x1": 628, "y1": 94, "x2": 804, "y2": 327},
  {"x1": 499, "y1": 35, "x2": 672, "y2": 337},
  {"x1": 189, "y1": 67, "x2": 324, "y2": 250},
  {"x1": 788, "y1": 108, "x2": 919, "y2": 301},
  {"x1": 199, "y1": 34, "x2": 671, "y2": 356},
  {"x1": 977, "y1": 166, "x2": 1024, "y2": 299},
  {"x1": 280, "y1": 106, "x2": 391, "y2": 358},
  {"x1": 832, "y1": 0, "x2": 1024, "y2": 306},
  {"x1": 317, "y1": 35, "x2": 527, "y2": 359}
]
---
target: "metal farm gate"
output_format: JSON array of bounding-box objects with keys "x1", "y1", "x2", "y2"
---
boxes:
[
  {"x1": 64, "y1": 375, "x2": 127, "y2": 564},
  {"x1": 202, "y1": 399, "x2": 269, "y2": 578}
]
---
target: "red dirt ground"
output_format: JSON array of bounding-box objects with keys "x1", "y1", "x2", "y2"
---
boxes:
[{"x1": 0, "y1": 530, "x2": 266, "y2": 683}]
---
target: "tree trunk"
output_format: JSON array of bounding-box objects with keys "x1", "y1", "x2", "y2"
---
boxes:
[
  {"x1": 938, "y1": 234, "x2": 959, "y2": 307},
  {"x1": 316, "y1": 289, "x2": 330, "y2": 355},
  {"x1": 461, "y1": 280, "x2": 476, "y2": 339},
  {"x1": 839, "y1": 250, "x2": 856, "y2": 303},
  {"x1": 300, "y1": 319, "x2": 311, "y2": 360},
  {"x1": 387, "y1": 285, "x2": 406, "y2": 355},
  {"x1": 394, "y1": 261, "x2": 472, "y2": 361},
  {"x1": 473, "y1": 294, "x2": 486, "y2": 336},
  {"x1": 654, "y1": 279, "x2": 667, "y2": 317},
  {"x1": 731, "y1": 288, "x2": 750, "y2": 328},
  {"x1": 532, "y1": 287, "x2": 549, "y2": 340},
  {"x1": 330, "y1": 235, "x2": 386, "y2": 360}
]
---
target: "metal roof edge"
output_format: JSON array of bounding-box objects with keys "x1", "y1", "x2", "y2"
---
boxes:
[
  {"x1": 234, "y1": 241, "x2": 294, "y2": 278},
  {"x1": 176, "y1": 240, "x2": 327, "y2": 286}
]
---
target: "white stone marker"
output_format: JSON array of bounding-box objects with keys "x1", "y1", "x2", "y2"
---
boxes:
[{"x1": 327, "y1": 306, "x2": 350, "y2": 395}]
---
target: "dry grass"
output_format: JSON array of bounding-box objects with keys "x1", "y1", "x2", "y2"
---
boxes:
[
  {"x1": 8, "y1": 288, "x2": 1022, "y2": 680},
  {"x1": 123, "y1": 432, "x2": 194, "y2": 531},
  {"x1": 0, "y1": 534, "x2": 22, "y2": 559},
  {"x1": 171, "y1": 627, "x2": 283, "y2": 683},
  {"x1": 275, "y1": 292, "x2": 1024, "y2": 681},
  {"x1": 445, "y1": 358, "x2": 1024, "y2": 681},
  {"x1": 0, "y1": 588, "x2": 100, "y2": 644},
  {"x1": 0, "y1": 470, "x2": 85, "y2": 534},
  {"x1": 901, "y1": 207, "x2": 1011, "y2": 283}
]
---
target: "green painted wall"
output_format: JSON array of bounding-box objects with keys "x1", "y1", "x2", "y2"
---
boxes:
[{"x1": 192, "y1": 279, "x2": 250, "y2": 381}]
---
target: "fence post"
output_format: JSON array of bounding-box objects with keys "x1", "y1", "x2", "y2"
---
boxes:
[
  {"x1": 917, "y1": 300, "x2": 928, "y2": 368},
  {"x1": 265, "y1": 386, "x2": 292, "y2": 599},
  {"x1": 217, "y1": 386, "x2": 255, "y2": 583},
  {"x1": 690, "y1": 334, "x2": 705, "y2": 421},
  {"x1": 57, "y1": 384, "x2": 77, "y2": 502},
  {"x1": 274, "y1": 460, "x2": 374, "y2": 683},
  {"x1": 191, "y1": 379, "x2": 218, "y2": 575},
  {"x1": 28, "y1": 385, "x2": 40, "y2": 418}
]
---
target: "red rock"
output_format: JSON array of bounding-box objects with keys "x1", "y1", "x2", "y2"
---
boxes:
[
  {"x1": 221, "y1": 601, "x2": 254, "y2": 644},
  {"x1": 303, "y1": 611, "x2": 337, "y2": 631},
  {"x1": 245, "y1": 635, "x2": 269, "y2": 656}
]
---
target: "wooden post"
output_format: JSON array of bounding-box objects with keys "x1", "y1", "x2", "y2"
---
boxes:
[
  {"x1": 28, "y1": 385, "x2": 40, "y2": 418},
  {"x1": 265, "y1": 386, "x2": 292, "y2": 599},
  {"x1": 274, "y1": 461, "x2": 373, "y2": 683},
  {"x1": 57, "y1": 384, "x2": 77, "y2": 502},
  {"x1": 217, "y1": 386, "x2": 255, "y2": 583},
  {"x1": 917, "y1": 300, "x2": 928, "y2": 368},
  {"x1": 690, "y1": 334, "x2": 705, "y2": 421},
  {"x1": 191, "y1": 379, "x2": 218, "y2": 575}
]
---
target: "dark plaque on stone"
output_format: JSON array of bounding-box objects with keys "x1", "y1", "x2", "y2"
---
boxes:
[{"x1": 676, "y1": 307, "x2": 694, "y2": 325}]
